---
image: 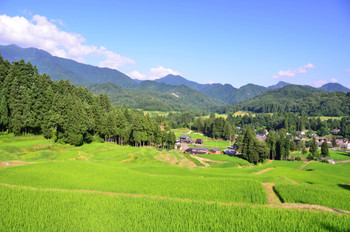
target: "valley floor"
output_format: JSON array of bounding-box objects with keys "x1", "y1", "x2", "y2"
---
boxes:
[{"x1": 0, "y1": 134, "x2": 349, "y2": 231}]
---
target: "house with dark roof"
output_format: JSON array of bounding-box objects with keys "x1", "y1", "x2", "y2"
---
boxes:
[
  {"x1": 223, "y1": 149, "x2": 236, "y2": 155},
  {"x1": 209, "y1": 148, "x2": 221, "y2": 154},
  {"x1": 179, "y1": 135, "x2": 192, "y2": 143},
  {"x1": 195, "y1": 139, "x2": 203, "y2": 145},
  {"x1": 185, "y1": 147, "x2": 208, "y2": 155}
]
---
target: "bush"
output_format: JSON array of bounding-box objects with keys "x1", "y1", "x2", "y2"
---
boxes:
[{"x1": 67, "y1": 133, "x2": 83, "y2": 146}]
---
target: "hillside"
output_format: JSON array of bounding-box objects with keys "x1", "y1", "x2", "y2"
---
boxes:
[
  {"x1": 1, "y1": 134, "x2": 350, "y2": 231},
  {"x1": 0, "y1": 44, "x2": 138, "y2": 88},
  {"x1": 319, "y1": 83, "x2": 350, "y2": 92},
  {"x1": 154, "y1": 74, "x2": 268, "y2": 104},
  {"x1": 86, "y1": 82, "x2": 224, "y2": 111},
  {"x1": 221, "y1": 85, "x2": 350, "y2": 116}
]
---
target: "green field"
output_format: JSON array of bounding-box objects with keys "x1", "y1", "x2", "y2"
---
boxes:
[
  {"x1": 291, "y1": 150, "x2": 350, "y2": 162},
  {"x1": 173, "y1": 129, "x2": 232, "y2": 150},
  {"x1": 0, "y1": 134, "x2": 349, "y2": 231}
]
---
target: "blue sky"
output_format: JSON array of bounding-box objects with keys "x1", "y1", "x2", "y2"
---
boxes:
[{"x1": 1, "y1": 0, "x2": 350, "y2": 87}]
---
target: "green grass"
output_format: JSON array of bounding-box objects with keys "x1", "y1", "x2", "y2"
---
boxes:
[
  {"x1": 274, "y1": 183, "x2": 350, "y2": 211},
  {"x1": 1, "y1": 185, "x2": 349, "y2": 232},
  {"x1": 183, "y1": 154, "x2": 205, "y2": 167},
  {"x1": 0, "y1": 161, "x2": 267, "y2": 204},
  {"x1": 0, "y1": 134, "x2": 350, "y2": 230},
  {"x1": 328, "y1": 150, "x2": 350, "y2": 161},
  {"x1": 198, "y1": 154, "x2": 251, "y2": 166},
  {"x1": 293, "y1": 150, "x2": 350, "y2": 161}
]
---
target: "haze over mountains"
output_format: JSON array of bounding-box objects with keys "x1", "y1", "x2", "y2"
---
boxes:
[{"x1": 0, "y1": 44, "x2": 349, "y2": 112}]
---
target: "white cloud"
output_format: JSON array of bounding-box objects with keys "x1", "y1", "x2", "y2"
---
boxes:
[
  {"x1": 128, "y1": 71, "x2": 146, "y2": 80},
  {"x1": 50, "y1": 18, "x2": 64, "y2": 26},
  {"x1": 0, "y1": 14, "x2": 134, "y2": 69},
  {"x1": 128, "y1": 66, "x2": 182, "y2": 80},
  {"x1": 306, "y1": 78, "x2": 339, "y2": 87},
  {"x1": 272, "y1": 63, "x2": 315, "y2": 79},
  {"x1": 205, "y1": 81, "x2": 217, "y2": 84},
  {"x1": 149, "y1": 66, "x2": 182, "y2": 80}
]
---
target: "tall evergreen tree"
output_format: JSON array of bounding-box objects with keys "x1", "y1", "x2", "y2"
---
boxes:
[
  {"x1": 308, "y1": 138, "x2": 318, "y2": 160},
  {"x1": 0, "y1": 93, "x2": 9, "y2": 131},
  {"x1": 321, "y1": 140, "x2": 329, "y2": 157}
]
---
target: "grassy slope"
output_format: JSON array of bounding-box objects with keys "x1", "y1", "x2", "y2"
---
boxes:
[{"x1": 0, "y1": 134, "x2": 349, "y2": 231}]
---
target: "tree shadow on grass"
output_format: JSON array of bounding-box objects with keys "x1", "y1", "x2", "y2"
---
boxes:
[
  {"x1": 321, "y1": 222, "x2": 348, "y2": 232},
  {"x1": 338, "y1": 184, "x2": 350, "y2": 191}
]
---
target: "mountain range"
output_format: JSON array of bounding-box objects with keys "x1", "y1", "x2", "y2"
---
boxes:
[
  {"x1": 0, "y1": 44, "x2": 349, "y2": 112},
  {"x1": 221, "y1": 85, "x2": 350, "y2": 116}
]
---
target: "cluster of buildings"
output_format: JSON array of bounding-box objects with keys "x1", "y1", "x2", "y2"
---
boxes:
[
  {"x1": 255, "y1": 128, "x2": 350, "y2": 149},
  {"x1": 177, "y1": 135, "x2": 236, "y2": 155}
]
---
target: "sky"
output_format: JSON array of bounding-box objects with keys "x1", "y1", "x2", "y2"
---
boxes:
[{"x1": 1, "y1": 0, "x2": 350, "y2": 88}]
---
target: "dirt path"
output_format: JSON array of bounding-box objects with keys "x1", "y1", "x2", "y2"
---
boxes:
[
  {"x1": 177, "y1": 153, "x2": 196, "y2": 168},
  {"x1": 0, "y1": 161, "x2": 36, "y2": 168},
  {"x1": 255, "y1": 167, "x2": 274, "y2": 175},
  {"x1": 181, "y1": 143, "x2": 189, "y2": 151},
  {"x1": 297, "y1": 161, "x2": 311, "y2": 170},
  {"x1": 262, "y1": 183, "x2": 281, "y2": 204},
  {"x1": 119, "y1": 152, "x2": 136, "y2": 163},
  {"x1": 190, "y1": 155, "x2": 210, "y2": 168},
  {"x1": 336, "y1": 159, "x2": 350, "y2": 164},
  {"x1": 265, "y1": 160, "x2": 273, "y2": 164},
  {"x1": 190, "y1": 155, "x2": 228, "y2": 168},
  {"x1": 69, "y1": 152, "x2": 88, "y2": 161},
  {"x1": 1, "y1": 182, "x2": 349, "y2": 216}
]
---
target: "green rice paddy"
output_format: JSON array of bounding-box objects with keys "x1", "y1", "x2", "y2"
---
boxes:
[{"x1": 0, "y1": 134, "x2": 349, "y2": 231}]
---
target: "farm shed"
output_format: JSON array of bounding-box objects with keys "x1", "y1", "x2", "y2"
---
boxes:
[
  {"x1": 195, "y1": 139, "x2": 203, "y2": 144},
  {"x1": 185, "y1": 147, "x2": 208, "y2": 155},
  {"x1": 209, "y1": 148, "x2": 221, "y2": 154}
]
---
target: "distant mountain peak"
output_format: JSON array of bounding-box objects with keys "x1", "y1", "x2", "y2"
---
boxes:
[
  {"x1": 0, "y1": 44, "x2": 138, "y2": 88},
  {"x1": 319, "y1": 82, "x2": 350, "y2": 92},
  {"x1": 267, "y1": 81, "x2": 291, "y2": 90}
]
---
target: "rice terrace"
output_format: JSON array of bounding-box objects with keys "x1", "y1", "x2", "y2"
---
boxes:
[
  {"x1": 2, "y1": 1, "x2": 350, "y2": 231},
  {"x1": 0, "y1": 133, "x2": 349, "y2": 231}
]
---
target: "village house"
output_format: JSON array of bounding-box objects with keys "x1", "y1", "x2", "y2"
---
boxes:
[
  {"x1": 185, "y1": 147, "x2": 208, "y2": 155},
  {"x1": 309, "y1": 133, "x2": 317, "y2": 138},
  {"x1": 179, "y1": 135, "x2": 192, "y2": 143},
  {"x1": 195, "y1": 139, "x2": 203, "y2": 145},
  {"x1": 223, "y1": 149, "x2": 236, "y2": 155},
  {"x1": 256, "y1": 134, "x2": 266, "y2": 140},
  {"x1": 297, "y1": 131, "x2": 305, "y2": 136},
  {"x1": 209, "y1": 148, "x2": 221, "y2": 154},
  {"x1": 227, "y1": 144, "x2": 238, "y2": 150},
  {"x1": 330, "y1": 129, "x2": 340, "y2": 135}
]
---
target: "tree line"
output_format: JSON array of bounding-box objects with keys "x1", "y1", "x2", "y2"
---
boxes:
[{"x1": 0, "y1": 56, "x2": 175, "y2": 147}]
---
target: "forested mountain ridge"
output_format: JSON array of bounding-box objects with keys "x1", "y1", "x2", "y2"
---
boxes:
[
  {"x1": 220, "y1": 85, "x2": 350, "y2": 116},
  {"x1": 2, "y1": 44, "x2": 350, "y2": 109},
  {"x1": 154, "y1": 74, "x2": 268, "y2": 104},
  {"x1": 0, "y1": 44, "x2": 138, "y2": 88},
  {"x1": 86, "y1": 82, "x2": 224, "y2": 111}
]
